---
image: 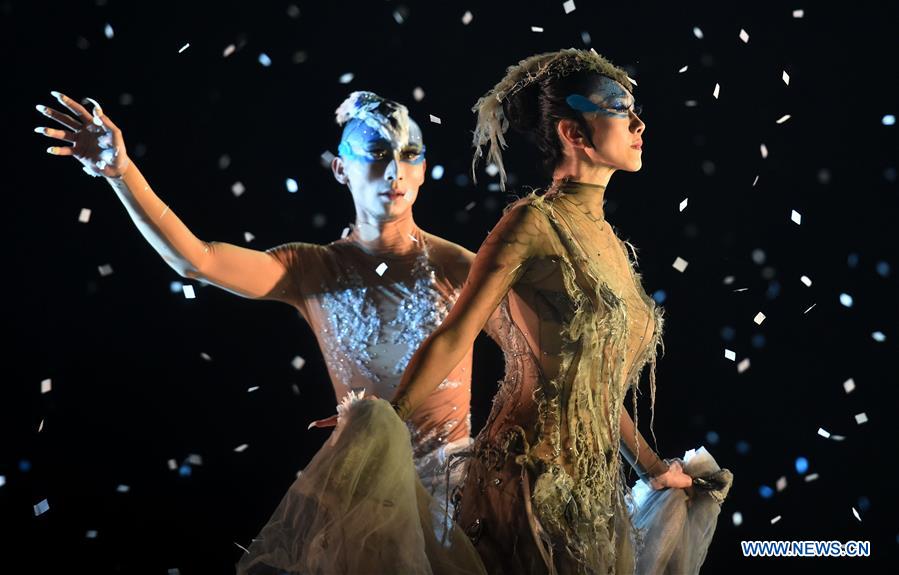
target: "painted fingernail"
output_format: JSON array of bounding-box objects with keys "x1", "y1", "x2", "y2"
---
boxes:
[
  {"x1": 307, "y1": 421, "x2": 317, "y2": 430},
  {"x1": 36, "y1": 104, "x2": 47, "y2": 113},
  {"x1": 92, "y1": 114, "x2": 104, "y2": 127},
  {"x1": 46, "y1": 146, "x2": 57, "y2": 154},
  {"x1": 34, "y1": 127, "x2": 45, "y2": 134},
  {"x1": 50, "y1": 90, "x2": 62, "y2": 99}
]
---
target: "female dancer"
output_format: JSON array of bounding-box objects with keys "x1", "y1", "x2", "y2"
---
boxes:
[{"x1": 391, "y1": 48, "x2": 731, "y2": 574}]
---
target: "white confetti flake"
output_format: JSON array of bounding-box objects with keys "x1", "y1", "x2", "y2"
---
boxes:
[
  {"x1": 754, "y1": 312, "x2": 766, "y2": 325},
  {"x1": 461, "y1": 11, "x2": 473, "y2": 25},
  {"x1": 167, "y1": 459, "x2": 177, "y2": 470},
  {"x1": 776, "y1": 114, "x2": 792, "y2": 124},
  {"x1": 186, "y1": 454, "x2": 202, "y2": 466},
  {"x1": 41, "y1": 379, "x2": 52, "y2": 394},
  {"x1": 843, "y1": 378, "x2": 856, "y2": 393},
  {"x1": 234, "y1": 444, "x2": 249, "y2": 453},
  {"x1": 413, "y1": 86, "x2": 425, "y2": 101},
  {"x1": 776, "y1": 476, "x2": 787, "y2": 492},
  {"x1": 178, "y1": 43, "x2": 190, "y2": 54},
  {"x1": 882, "y1": 114, "x2": 896, "y2": 126},
  {"x1": 182, "y1": 285, "x2": 196, "y2": 299},
  {"x1": 804, "y1": 303, "x2": 816, "y2": 314},
  {"x1": 104, "y1": 23, "x2": 114, "y2": 39},
  {"x1": 33, "y1": 499, "x2": 50, "y2": 516},
  {"x1": 871, "y1": 331, "x2": 886, "y2": 342},
  {"x1": 581, "y1": 31, "x2": 592, "y2": 45},
  {"x1": 286, "y1": 178, "x2": 299, "y2": 193},
  {"x1": 247, "y1": 386, "x2": 259, "y2": 393},
  {"x1": 98, "y1": 264, "x2": 114, "y2": 277},
  {"x1": 291, "y1": 383, "x2": 300, "y2": 395},
  {"x1": 737, "y1": 358, "x2": 751, "y2": 373},
  {"x1": 563, "y1": 0, "x2": 576, "y2": 14},
  {"x1": 223, "y1": 44, "x2": 236, "y2": 58},
  {"x1": 38, "y1": 419, "x2": 44, "y2": 432},
  {"x1": 724, "y1": 349, "x2": 736, "y2": 361},
  {"x1": 339, "y1": 72, "x2": 354, "y2": 84},
  {"x1": 854, "y1": 412, "x2": 868, "y2": 425},
  {"x1": 791, "y1": 210, "x2": 802, "y2": 225},
  {"x1": 760, "y1": 143, "x2": 769, "y2": 158},
  {"x1": 739, "y1": 29, "x2": 749, "y2": 43},
  {"x1": 200, "y1": 352, "x2": 212, "y2": 361},
  {"x1": 258, "y1": 53, "x2": 272, "y2": 67},
  {"x1": 531, "y1": 26, "x2": 544, "y2": 33},
  {"x1": 231, "y1": 181, "x2": 245, "y2": 197},
  {"x1": 732, "y1": 511, "x2": 743, "y2": 526},
  {"x1": 292, "y1": 356, "x2": 306, "y2": 370},
  {"x1": 375, "y1": 262, "x2": 388, "y2": 276},
  {"x1": 793, "y1": 9, "x2": 804, "y2": 18},
  {"x1": 431, "y1": 165, "x2": 444, "y2": 180},
  {"x1": 839, "y1": 293, "x2": 853, "y2": 308},
  {"x1": 693, "y1": 26, "x2": 704, "y2": 39},
  {"x1": 678, "y1": 65, "x2": 689, "y2": 73},
  {"x1": 817, "y1": 427, "x2": 830, "y2": 439},
  {"x1": 672, "y1": 257, "x2": 689, "y2": 273},
  {"x1": 485, "y1": 163, "x2": 500, "y2": 177},
  {"x1": 244, "y1": 232, "x2": 254, "y2": 243},
  {"x1": 782, "y1": 70, "x2": 790, "y2": 85},
  {"x1": 770, "y1": 515, "x2": 781, "y2": 525},
  {"x1": 804, "y1": 473, "x2": 819, "y2": 482},
  {"x1": 341, "y1": 227, "x2": 351, "y2": 239},
  {"x1": 800, "y1": 275, "x2": 812, "y2": 287},
  {"x1": 723, "y1": 275, "x2": 735, "y2": 285},
  {"x1": 679, "y1": 197, "x2": 688, "y2": 212},
  {"x1": 465, "y1": 201, "x2": 477, "y2": 211},
  {"x1": 712, "y1": 83, "x2": 720, "y2": 99},
  {"x1": 79, "y1": 208, "x2": 92, "y2": 223},
  {"x1": 85, "y1": 530, "x2": 98, "y2": 539},
  {"x1": 234, "y1": 541, "x2": 251, "y2": 554},
  {"x1": 684, "y1": 99, "x2": 698, "y2": 107},
  {"x1": 831, "y1": 434, "x2": 846, "y2": 441},
  {"x1": 429, "y1": 114, "x2": 441, "y2": 124},
  {"x1": 627, "y1": 76, "x2": 638, "y2": 88},
  {"x1": 752, "y1": 175, "x2": 759, "y2": 187},
  {"x1": 852, "y1": 507, "x2": 861, "y2": 521},
  {"x1": 116, "y1": 484, "x2": 130, "y2": 493},
  {"x1": 733, "y1": 287, "x2": 749, "y2": 292}
]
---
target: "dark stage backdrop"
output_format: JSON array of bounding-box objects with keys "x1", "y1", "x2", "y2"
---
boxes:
[{"x1": 4, "y1": 1, "x2": 897, "y2": 573}]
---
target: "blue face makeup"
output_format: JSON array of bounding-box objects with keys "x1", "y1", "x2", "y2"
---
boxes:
[
  {"x1": 338, "y1": 116, "x2": 426, "y2": 165},
  {"x1": 566, "y1": 76, "x2": 641, "y2": 119}
]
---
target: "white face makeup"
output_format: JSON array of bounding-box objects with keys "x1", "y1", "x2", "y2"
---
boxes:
[
  {"x1": 565, "y1": 76, "x2": 645, "y2": 172},
  {"x1": 333, "y1": 94, "x2": 427, "y2": 221}
]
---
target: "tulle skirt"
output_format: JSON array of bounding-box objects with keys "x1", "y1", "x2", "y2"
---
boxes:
[{"x1": 236, "y1": 398, "x2": 731, "y2": 575}]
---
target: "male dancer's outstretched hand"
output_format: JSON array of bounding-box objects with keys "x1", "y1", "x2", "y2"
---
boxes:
[{"x1": 35, "y1": 91, "x2": 131, "y2": 179}]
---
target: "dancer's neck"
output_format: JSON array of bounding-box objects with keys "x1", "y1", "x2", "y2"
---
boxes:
[
  {"x1": 351, "y1": 211, "x2": 421, "y2": 256},
  {"x1": 552, "y1": 164, "x2": 612, "y2": 217}
]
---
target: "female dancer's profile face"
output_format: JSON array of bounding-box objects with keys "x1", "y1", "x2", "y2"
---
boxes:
[
  {"x1": 566, "y1": 75, "x2": 645, "y2": 172},
  {"x1": 333, "y1": 118, "x2": 426, "y2": 221}
]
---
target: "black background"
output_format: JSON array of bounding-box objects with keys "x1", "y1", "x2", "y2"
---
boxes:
[{"x1": 4, "y1": 0, "x2": 898, "y2": 573}]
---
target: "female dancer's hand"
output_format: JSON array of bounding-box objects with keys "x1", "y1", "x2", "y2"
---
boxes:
[
  {"x1": 650, "y1": 459, "x2": 693, "y2": 490},
  {"x1": 35, "y1": 91, "x2": 130, "y2": 178}
]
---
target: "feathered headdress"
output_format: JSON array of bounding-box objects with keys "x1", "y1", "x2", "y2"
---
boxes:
[{"x1": 471, "y1": 48, "x2": 634, "y2": 190}]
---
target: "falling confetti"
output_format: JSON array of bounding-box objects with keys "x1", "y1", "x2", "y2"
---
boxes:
[
  {"x1": 724, "y1": 349, "x2": 736, "y2": 361},
  {"x1": 803, "y1": 303, "x2": 816, "y2": 314},
  {"x1": 839, "y1": 293, "x2": 853, "y2": 308},
  {"x1": 465, "y1": 201, "x2": 476, "y2": 211},
  {"x1": 485, "y1": 163, "x2": 500, "y2": 177},
  {"x1": 817, "y1": 427, "x2": 831, "y2": 439},
  {"x1": 200, "y1": 352, "x2": 212, "y2": 361},
  {"x1": 167, "y1": 459, "x2": 178, "y2": 470},
  {"x1": 782, "y1": 70, "x2": 790, "y2": 85},
  {"x1": 871, "y1": 331, "x2": 886, "y2": 342},
  {"x1": 563, "y1": 0, "x2": 576, "y2": 13},
  {"x1": 223, "y1": 44, "x2": 236, "y2": 57},
  {"x1": 339, "y1": 72, "x2": 354, "y2": 84},
  {"x1": 737, "y1": 358, "x2": 751, "y2": 373},
  {"x1": 852, "y1": 507, "x2": 861, "y2": 521},
  {"x1": 739, "y1": 29, "x2": 749, "y2": 43},
  {"x1": 693, "y1": 26, "x2": 704, "y2": 39},
  {"x1": 531, "y1": 26, "x2": 544, "y2": 33},
  {"x1": 79, "y1": 208, "x2": 92, "y2": 223},
  {"x1": 234, "y1": 444, "x2": 249, "y2": 453},
  {"x1": 461, "y1": 11, "x2": 473, "y2": 25},
  {"x1": 760, "y1": 143, "x2": 769, "y2": 158},
  {"x1": 41, "y1": 379, "x2": 52, "y2": 394},
  {"x1": 413, "y1": 87, "x2": 425, "y2": 101},
  {"x1": 431, "y1": 165, "x2": 444, "y2": 180},
  {"x1": 672, "y1": 257, "x2": 689, "y2": 272},
  {"x1": 341, "y1": 227, "x2": 351, "y2": 239},
  {"x1": 116, "y1": 484, "x2": 130, "y2": 493},
  {"x1": 791, "y1": 210, "x2": 802, "y2": 225},
  {"x1": 882, "y1": 114, "x2": 896, "y2": 126},
  {"x1": 679, "y1": 198, "x2": 688, "y2": 212},
  {"x1": 805, "y1": 473, "x2": 819, "y2": 482},
  {"x1": 286, "y1": 178, "x2": 299, "y2": 193},
  {"x1": 178, "y1": 43, "x2": 190, "y2": 54},
  {"x1": 752, "y1": 175, "x2": 759, "y2": 186},
  {"x1": 800, "y1": 275, "x2": 812, "y2": 287},
  {"x1": 770, "y1": 515, "x2": 782, "y2": 525},
  {"x1": 86, "y1": 530, "x2": 98, "y2": 539},
  {"x1": 182, "y1": 285, "x2": 196, "y2": 299},
  {"x1": 753, "y1": 312, "x2": 766, "y2": 325},
  {"x1": 243, "y1": 232, "x2": 255, "y2": 243},
  {"x1": 247, "y1": 386, "x2": 259, "y2": 393},
  {"x1": 33, "y1": 499, "x2": 50, "y2": 516},
  {"x1": 776, "y1": 114, "x2": 792, "y2": 124},
  {"x1": 292, "y1": 356, "x2": 306, "y2": 370},
  {"x1": 258, "y1": 53, "x2": 272, "y2": 67},
  {"x1": 713, "y1": 83, "x2": 720, "y2": 99},
  {"x1": 678, "y1": 65, "x2": 688, "y2": 73},
  {"x1": 38, "y1": 419, "x2": 44, "y2": 432},
  {"x1": 98, "y1": 264, "x2": 114, "y2": 277},
  {"x1": 0, "y1": 475, "x2": 5, "y2": 488},
  {"x1": 732, "y1": 511, "x2": 743, "y2": 526},
  {"x1": 776, "y1": 476, "x2": 787, "y2": 492},
  {"x1": 793, "y1": 9, "x2": 805, "y2": 18},
  {"x1": 843, "y1": 378, "x2": 856, "y2": 393},
  {"x1": 429, "y1": 114, "x2": 442, "y2": 124},
  {"x1": 581, "y1": 31, "x2": 591, "y2": 45},
  {"x1": 231, "y1": 181, "x2": 246, "y2": 197},
  {"x1": 375, "y1": 262, "x2": 388, "y2": 276},
  {"x1": 855, "y1": 412, "x2": 868, "y2": 424},
  {"x1": 104, "y1": 23, "x2": 114, "y2": 39}
]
